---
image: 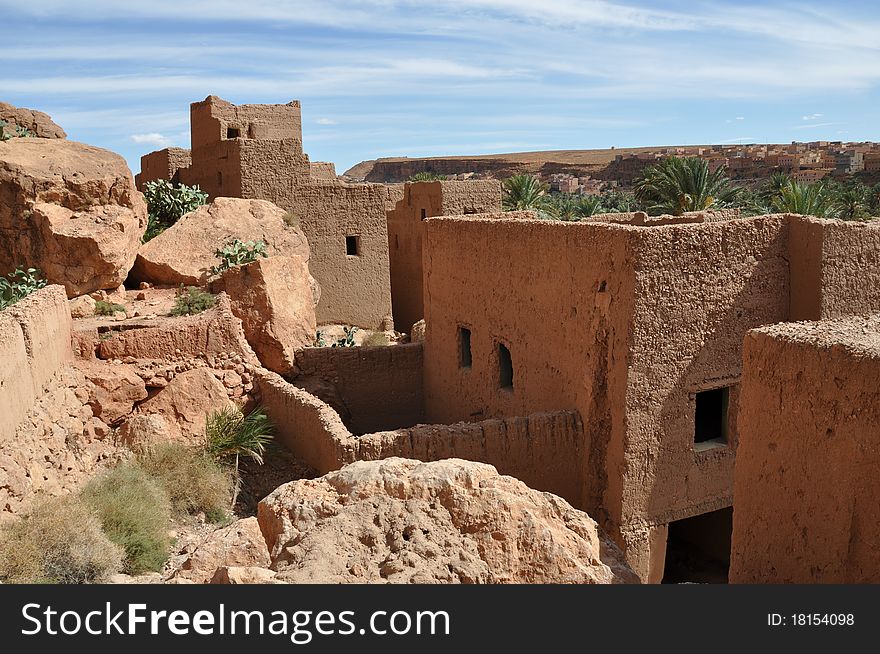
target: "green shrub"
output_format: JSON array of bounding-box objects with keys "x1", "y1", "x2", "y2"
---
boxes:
[
  {"x1": 142, "y1": 180, "x2": 208, "y2": 242},
  {"x1": 362, "y1": 331, "x2": 389, "y2": 347},
  {"x1": 0, "y1": 120, "x2": 34, "y2": 141},
  {"x1": 0, "y1": 267, "x2": 47, "y2": 311},
  {"x1": 139, "y1": 443, "x2": 233, "y2": 524},
  {"x1": 170, "y1": 286, "x2": 216, "y2": 316},
  {"x1": 81, "y1": 463, "x2": 172, "y2": 575},
  {"x1": 94, "y1": 300, "x2": 126, "y2": 316},
  {"x1": 407, "y1": 172, "x2": 447, "y2": 182},
  {"x1": 0, "y1": 496, "x2": 123, "y2": 583},
  {"x1": 330, "y1": 326, "x2": 358, "y2": 347},
  {"x1": 210, "y1": 239, "x2": 268, "y2": 275}
]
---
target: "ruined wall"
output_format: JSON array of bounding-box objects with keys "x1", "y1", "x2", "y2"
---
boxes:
[
  {"x1": 615, "y1": 215, "x2": 791, "y2": 579},
  {"x1": 310, "y1": 162, "x2": 337, "y2": 181},
  {"x1": 730, "y1": 315, "x2": 880, "y2": 583},
  {"x1": 135, "y1": 147, "x2": 192, "y2": 190},
  {"x1": 387, "y1": 181, "x2": 501, "y2": 333},
  {"x1": 255, "y1": 368, "x2": 583, "y2": 501},
  {"x1": 190, "y1": 96, "x2": 303, "y2": 152},
  {"x1": 293, "y1": 343, "x2": 425, "y2": 435},
  {"x1": 422, "y1": 217, "x2": 637, "y2": 518},
  {"x1": 353, "y1": 411, "x2": 584, "y2": 505},
  {"x1": 0, "y1": 285, "x2": 72, "y2": 439}
]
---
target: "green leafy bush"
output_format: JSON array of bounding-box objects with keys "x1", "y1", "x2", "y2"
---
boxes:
[
  {"x1": 0, "y1": 120, "x2": 34, "y2": 141},
  {"x1": 210, "y1": 239, "x2": 268, "y2": 275},
  {"x1": 407, "y1": 172, "x2": 448, "y2": 182},
  {"x1": 142, "y1": 180, "x2": 208, "y2": 242},
  {"x1": 81, "y1": 463, "x2": 172, "y2": 575},
  {"x1": 139, "y1": 443, "x2": 233, "y2": 524},
  {"x1": 170, "y1": 286, "x2": 216, "y2": 316},
  {"x1": 0, "y1": 267, "x2": 47, "y2": 311},
  {"x1": 0, "y1": 496, "x2": 123, "y2": 583},
  {"x1": 330, "y1": 326, "x2": 358, "y2": 347},
  {"x1": 94, "y1": 300, "x2": 126, "y2": 316}
]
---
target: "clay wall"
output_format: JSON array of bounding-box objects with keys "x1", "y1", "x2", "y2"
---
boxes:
[
  {"x1": 189, "y1": 96, "x2": 302, "y2": 152},
  {"x1": 255, "y1": 369, "x2": 583, "y2": 501},
  {"x1": 135, "y1": 147, "x2": 192, "y2": 190},
  {"x1": 387, "y1": 181, "x2": 501, "y2": 333},
  {"x1": 729, "y1": 315, "x2": 880, "y2": 583},
  {"x1": 310, "y1": 162, "x2": 337, "y2": 181},
  {"x1": 0, "y1": 285, "x2": 72, "y2": 440},
  {"x1": 615, "y1": 215, "x2": 791, "y2": 578},
  {"x1": 293, "y1": 343, "x2": 425, "y2": 434}
]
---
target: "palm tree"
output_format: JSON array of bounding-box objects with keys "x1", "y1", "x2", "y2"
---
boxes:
[
  {"x1": 634, "y1": 156, "x2": 740, "y2": 215},
  {"x1": 760, "y1": 172, "x2": 791, "y2": 205},
  {"x1": 770, "y1": 180, "x2": 834, "y2": 218},
  {"x1": 502, "y1": 175, "x2": 552, "y2": 212},
  {"x1": 832, "y1": 182, "x2": 869, "y2": 221},
  {"x1": 205, "y1": 406, "x2": 274, "y2": 508}
]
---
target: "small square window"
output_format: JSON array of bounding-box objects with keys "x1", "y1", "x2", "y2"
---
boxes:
[
  {"x1": 694, "y1": 386, "x2": 729, "y2": 448},
  {"x1": 226, "y1": 127, "x2": 240, "y2": 139},
  {"x1": 346, "y1": 235, "x2": 360, "y2": 256},
  {"x1": 498, "y1": 343, "x2": 513, "y2": 389},
  {"x1": 459, "y1": 327, "x2": 472, "y2": 369}
]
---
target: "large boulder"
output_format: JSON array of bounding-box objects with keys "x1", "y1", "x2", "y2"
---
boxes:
[
  {"x1": 78, "y1": 361, "x2": 149, "y2": 426},
  {"x1": 0, "y1": 102, "x2": 66, "y2": 139},
  {"x1": 0, "y1": 139, "x2": 147, "y2": 297},
  {"x1": 258, "y1": 458, "x2": 638, "y2": 584},
  {"x1": 211, "y1": 255, "x2": 316, "y2": 375},
  {"x1": 173, "y1": 517, "x2": 271, "y2": 583},
  {"x1": 131, "y1": 198, "x2": 310, "y2": 286},
  {"x1": 129, "y1": 368, "x2": 234, "y2": 443}
]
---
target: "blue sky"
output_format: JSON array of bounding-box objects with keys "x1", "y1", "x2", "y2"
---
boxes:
[{"x1": 2, "y1": 1, "x2": 879, "y2": 174}]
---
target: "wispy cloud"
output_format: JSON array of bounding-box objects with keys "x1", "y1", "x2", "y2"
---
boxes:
[
  {"x1": 130, "y1": 132, "x2": 172, "y2": 146},
  {"x1": 316, "y1": 118, "x2": 337, "y2": 125},
  {"x1": 802, "y1": 113, "x2": 824, "y2": 120},
  {"x1": 792, "y1": 122, "x2": 842, "y2": 130}
]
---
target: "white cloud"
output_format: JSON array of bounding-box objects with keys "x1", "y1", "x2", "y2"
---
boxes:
[
  {"x1": 735, "y1": 116, "x2": 745, "y2": 121},
  {"x1": 316, "y1": 118, "x2": 337, "y2": 125},
  {"x1": 802, "y1": 113, "x2": 824, "y2": 120},
  {"x1": 792, "y1": 122, "x2": 841, "y2": 130},
  {"x1": 130, "y1": 132, "x2": 172, "y2": 146}
]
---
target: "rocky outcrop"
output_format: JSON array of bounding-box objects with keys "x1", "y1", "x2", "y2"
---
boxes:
[
  {"x1": 131, "y1": 198, "x2": 310, "y2": 286},
  {"x1": 78, "y1": 361, "x2": 149, "y2": 426},
  {"x1": 173, "y1": 517, "x2": 271, "y2": 583},
  {"x1": 257, "y1": 458, "x2": 638, "y2": 584},
  {"x1": 0, "y1": 102, "x2": 66, "y2": 139},
  {"x1": 125, "y1": 368, "x2": 234, "y2": 445},
  {"x1": 0, "y1": 139, "x2": 147, "y2": 296},
  {"x1": 210, "y1": 566, "x2": 279, "y2": 584},
  {"x1": 211, "y1": 256, "x2": 316, "y2": 375}
]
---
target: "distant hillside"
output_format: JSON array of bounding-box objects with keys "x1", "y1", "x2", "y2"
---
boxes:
[{"x1": 344, "y1": 145, "x2": 712, "y2": 182}]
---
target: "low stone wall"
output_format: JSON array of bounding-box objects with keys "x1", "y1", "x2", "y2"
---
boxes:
[
  {"x1": 95, "y1": 294, "x2": 258, "y2": 365},
  {"x1": 256, "y1": 370, "x2": 584, "y2": 504},
  {"x1": 293, "y1": 343, "x2": 424, "y2": 434},
  {"x1": 730, "y1": 314, "x2": 880, "y2": 583},
  {"x1": 0, "y1": 285, "x2": 72, "y2": 440}
]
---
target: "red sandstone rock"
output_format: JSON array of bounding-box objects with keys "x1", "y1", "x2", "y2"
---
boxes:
[
  {"x1": 257, "y1": 457, "x2": 637, "y2": 584},
  {"x1": 211, "y1": 255, "x2": 316, "y2": 375},
  {"x1": 210, "y1": 566, "x2": 279, "y2": 584},
  {"x1": 0, "y1": 102, "x2": 66, "y2": 139},
  {"x1": 131, "y1": 197, "x2": 310, "y2": 286},
  {"x1": 68, "y1": 295, "x2": 96, "y2": 319},
  {"x1": 132, "y1": 368, "x2": 235, "y2": 443},
  {"x1": 173, "y1": 517, "x2": 271, "y2": 583},
  {"x1": 78, "y1": 361, "x2": 148, "y2": 426},
  {"x1": 0, "y1": 139, "x2": 147, "y2": 297}
]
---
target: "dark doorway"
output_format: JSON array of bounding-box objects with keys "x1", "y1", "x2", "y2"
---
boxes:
[
  {"x1": 458, "y1": 327, "x2": 472, "y2": 369},
  {"x1": 498, "y1": 343, "x2": 513, "y2": 389},
  {"x1": 346, "y1": 235, "x2": 360, "y2": 256},
  {"x1": 662, "y1": 507, "x2": 732, "y2": 584},
  {"x1": 226, "y1": 126, "x2": 240, "y2": 139}
]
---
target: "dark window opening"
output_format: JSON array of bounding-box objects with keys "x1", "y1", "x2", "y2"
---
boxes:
[
  {"x1": 420, "y1": 208, "x2": 427, "y2": 220},
  {"x1": 694, "y1": 386, "x2": 729, "y2": 447},
  {"x1": 463, "y1": 208, "x2": 477, "y2": 215},
  {"x1": 346, "y1": 235, "x2": 360, "y2": 256},
  {"x1": 226, "y1": 127, "x2": 240, "y2": 139},
  {"x1": 459, "y1": 327, "x2": 472, "y2": 369},
  {"x1": 598, "y1": 280, "x2": 607, "y2": 292},
  {"x1": 498, "y1": 343, "x2": 513, "y2": 389},
  {"x1": 662, "y1": 507, "x2": 732, "y2": 584}
]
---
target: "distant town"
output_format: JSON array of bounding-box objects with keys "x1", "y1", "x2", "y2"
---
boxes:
[{"x1": 348, "y1": 141, "x2": 880, "y2": 193}]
